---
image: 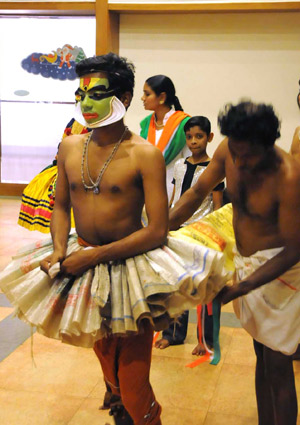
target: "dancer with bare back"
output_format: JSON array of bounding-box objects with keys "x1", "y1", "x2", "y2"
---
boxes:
[{"x1": 170, "y1": 100, "x2": 300, "y2": 425}]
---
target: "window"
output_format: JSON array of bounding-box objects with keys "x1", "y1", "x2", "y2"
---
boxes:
[{"x1": 0, "y1": 16, "x2": 95, "y2": 183}]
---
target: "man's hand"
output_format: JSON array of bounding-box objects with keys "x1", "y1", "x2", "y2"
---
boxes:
[
  {"x1": 217, "y1": 281, "x2": 249, "y2": 305},
  {"x1": 40, "y1": 251, "x2": 65, "y2": 275},
  {"x1": 60, "y1": 248, "x2": 99, "y2": 276}
]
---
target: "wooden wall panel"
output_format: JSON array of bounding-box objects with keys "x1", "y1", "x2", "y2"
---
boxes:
[
  {"x1": 0, "y1": 183, "x2": 26, "y2": 197},
  {"x1": 96, "y1": 1, "x2": 119, "y2": 54}
]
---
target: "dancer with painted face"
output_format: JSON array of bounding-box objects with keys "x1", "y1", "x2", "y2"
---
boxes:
[{"x1": 0, "y1": 54, "x2": 231, "y2": 425}]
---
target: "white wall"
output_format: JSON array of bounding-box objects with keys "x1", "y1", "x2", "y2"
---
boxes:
[{"x1": 120, "y1": 11, "x2": 300, "y2": 156}]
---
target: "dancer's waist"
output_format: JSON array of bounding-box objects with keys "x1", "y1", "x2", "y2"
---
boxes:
[{"x1": 77, "y1": 236, "x2": 100, "y2": 248}]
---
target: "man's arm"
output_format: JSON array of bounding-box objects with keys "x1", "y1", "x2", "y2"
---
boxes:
[
  {"x1": 290, "y1": 126, "x2": 300, "y2": 164},
  {"x1": 40, "y1": 140, "x2": 71, "y2": 273},
  {"x1": 169, "y1": 140, "x2": 227, "y2": 230},
  {"x1": 169, "y1": 184, "x2": 175, "y2": 208},
  {"x1": 60, "y1": 146, "x2": 168, "y2": 275},
  {"x1": 219, "y1": 164, "x2": 300, "y2": 304},
  {"x1": 290, "y1": 126, "x2": 300, "y2": 156},
  {"x1": 212, "y1": 190, "x2": 223, "y2": 210}
]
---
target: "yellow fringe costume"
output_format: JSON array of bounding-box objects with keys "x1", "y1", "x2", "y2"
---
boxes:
[{"x1": 18, "y1": 119, "x2": 89, "y2": 233}]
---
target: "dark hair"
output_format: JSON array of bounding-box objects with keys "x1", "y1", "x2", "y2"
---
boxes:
[
  {"x1": 184, "y1": 116, "x2": 211, "y2": 136},
  {"x1": 75, "y1": 52, "x2": 135, "y2": 97},
  {"x1": 218, "y1": 100, "x2": 281, "y2": 147},
  {"x1": 297, "y1": 80, "x2": 300, "y2": 109},
  {"x1": 145, "y1": 75, "x2": 183, "y2": 111}
]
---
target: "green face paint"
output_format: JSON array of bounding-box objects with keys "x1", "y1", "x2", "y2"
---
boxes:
[{"x1": 76, "y1": 77, "x2": 115, "y2": 125}]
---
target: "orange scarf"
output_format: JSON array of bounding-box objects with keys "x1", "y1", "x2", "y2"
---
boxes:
[{"x1": 147, "y1": 111, "x2": 190, "y2": 153}]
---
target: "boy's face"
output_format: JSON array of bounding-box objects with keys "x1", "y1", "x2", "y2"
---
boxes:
[
  {"x1": 185, "y1": 126, "x2": 211, "y2": 154},
  {"x1": 75, "y1": 72, "x2": 115, "y2": 125}
]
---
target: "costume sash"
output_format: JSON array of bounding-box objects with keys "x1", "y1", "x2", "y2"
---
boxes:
[
  {"x1": 140, "y1": 112, "x2": 190, "y2": 165},
  {"x1": 77, "y1": 236, "x2": 99, "y2": 248}
]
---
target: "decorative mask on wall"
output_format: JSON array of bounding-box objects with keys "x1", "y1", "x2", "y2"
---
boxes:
[{"x1": 21, "y1": 44, "x2": 86, "y2": 80}]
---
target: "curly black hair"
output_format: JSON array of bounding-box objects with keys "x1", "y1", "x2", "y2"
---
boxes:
[
  {"x1": 75, "y1": 52, "x2": 135, "y2": 97},
  {"x1": 218, "y1": 100, "x2": 281, "y2": 147}
]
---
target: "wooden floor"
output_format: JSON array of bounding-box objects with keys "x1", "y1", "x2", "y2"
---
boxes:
[{"x1": 0, "y1": 198, "x2": 299, "y2": 425}]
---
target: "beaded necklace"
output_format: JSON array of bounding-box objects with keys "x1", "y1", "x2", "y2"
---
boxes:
[
  {"x1": 154, "y1": 115, "x2": 164, "y2": 128},
  {"x1": 81, "y1": 126, "x2": 128, "y2": 194}
]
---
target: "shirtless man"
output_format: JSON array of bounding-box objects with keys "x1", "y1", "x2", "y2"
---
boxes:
[
  {"x1": 40, "y1": 53, "x2": 167, "y2": 425},
  {"x1": 290, "y1": 86, "x2": 300, "y2": 361},
  {"x1": 290, "y1": 86, "x2": 300, "y2": 163},
  {"x1": 169, "y1": 101, "x2": 300, "y2": 425}
]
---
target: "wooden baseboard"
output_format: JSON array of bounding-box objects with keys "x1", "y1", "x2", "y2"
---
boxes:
[
  {"x1": 109, "y1": 2, "x2": 300, "y2": 13},
  {"x1": 0, "y1": 183, "x2": 26, "y2": 197}
]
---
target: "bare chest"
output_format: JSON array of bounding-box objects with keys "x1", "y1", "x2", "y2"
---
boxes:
[
  {"x1": 65, "y1": 147, "x2": 142, "y2": 196},
  {"x1": 226, "y1": 163, "x2": 279, "y2": 223}
]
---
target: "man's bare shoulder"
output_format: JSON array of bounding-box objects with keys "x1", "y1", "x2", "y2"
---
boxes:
[
  {"x1": 214, "y1": 137, "x2": 229, "y2": 156},
  {"x1": 277, "y1": 146, "x2": 300, "y2": 189},
  {"x1": 294, "y1": 125, "x2": 300, "y2": 133},
  {"x1": 292, "y1": 125, "x2": 300, "y2": 138},
  {"x1": 129, "y1": 131, "x2": 164, "y2": 160},
  {"x1": 60, "y1": 133, "x2": 86, "y2": 147},
  {"x1": 290, "y1": 126, "x2": 300, "y2": 159},
  {"x1": 130, "y1": 132, "x2": 151, "y2": 146},
  {"x1": 58, "y1": 134, "x2": 86, "y2": 155}
]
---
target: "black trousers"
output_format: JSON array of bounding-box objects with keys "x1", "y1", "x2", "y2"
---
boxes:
[{"x1": 162, "y1": 305, "x2": 215, "y2": 347}]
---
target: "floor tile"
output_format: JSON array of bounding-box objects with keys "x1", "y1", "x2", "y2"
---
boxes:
[
  {"x1": 150, "y1": 355, "x2": 221, "y2": 411},
  {"x1": 294, "y1": 359, "x2": 300, "y2": 372},
  {"x1": 0, "y1": 333, "x2": 102, "y2": 398},
  {"x1": 0, "y1": 314, "x2": 33, "y2": 362},
  {"x1": 160, "y1": 406, "x2": 207, "y2": 425},
  {"x1": 221, "y1": 301, "x2": 234, "y2": 313},
  {"x1": 0, "y1": 388, "x2": 83, "y2": 425},
  {"x1": 223, "y1": 328, "x2": 256, "y2": 367},
  {"x1": 204, "y1": 412, "x2": 257, "y2": 424},
  {"x1": 0, "y1": 307, "x2": 13, "y2": 321},
  {"x1": 67, "y1": 397, "x2": 113, "y2": 425},
  {"x1": 208, "y1": 363, "x2": 257, "y2": 418}
]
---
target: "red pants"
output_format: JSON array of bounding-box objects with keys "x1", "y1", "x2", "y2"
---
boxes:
[{"x1": 94, "y1": 320, "x2": 162, "y2": 425}]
